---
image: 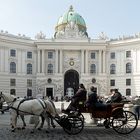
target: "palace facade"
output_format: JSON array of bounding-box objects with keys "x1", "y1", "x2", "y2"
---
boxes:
[{"x1": 0, "y1": 6, "x2": 140, "y2": 99}]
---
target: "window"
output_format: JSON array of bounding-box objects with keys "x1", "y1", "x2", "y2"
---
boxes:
[
  {"x1": 110, "y1": 64, "x2": 116, "y2": 74},
  {"x1": 48, "y1": 52, "x2": 53, "y2": 59},
  {"x1": 10, "y1": 62, "x2": 16, "y2": 73},
  {"x1": 27, "y1": 79, "x2": 32, "y2": 87},
  {"x1": 27, "y1": 63, "x2": 32, "y2": 74},
  {"x1": 110, "y1": 80, "x2": 115, "y2": 86},
  {"x1": 10, "y1": 89, "x2": 16, "y2": 95},
  {"x1": 47, "y1": 64, "x2": 53, "y2": 74},
  {"x1": 126, "y1": 88, "x2": 131, "y2": 96},
  {"x1": 126, "y1": 63, "x2": 132, "y2": 73},
  {"x1": 27, "y1": 52, "x2": 32, "y2": 59},
  {"x1": 27, "y1": 89, "x2": 32, "y2": 97},
  {"x1": 10, "y1": 49, "x2": 16, "y2": 57},
  {"x1": 91, "y1": 52, "x2": 96, "y2": 59},
  {"x1": 10, "y1": 79, "x2": 16, "y2": 86},
  {"x1": 126, "y1": 79, "x2": 131, "y2": 86},
  {"x1": 110, "y1": 52, "x2": 115, "y2": 59},
  {"x1": 126, "y1": 51, "x2": 131, "y2": 58},
  {"x1": 90, "y1": 64, "x2": 96, "y2": 73}
]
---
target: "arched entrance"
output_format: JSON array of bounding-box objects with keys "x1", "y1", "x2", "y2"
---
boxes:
[{"x1": 64, "y1": 69, "x2": 79, "y2": 96}]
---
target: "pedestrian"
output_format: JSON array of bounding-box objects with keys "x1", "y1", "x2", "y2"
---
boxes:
[{"x1": 133, "y1": 96, "x2": 140, "y2": 120}]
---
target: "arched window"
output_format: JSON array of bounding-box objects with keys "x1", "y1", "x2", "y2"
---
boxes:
[
  {"x1": 90, "y1": 64, "x2": 96, "y2": 74},
  {"x1": 10, "y1": 62, "x2": 16, "y2": 73},
  {"x1": 126, "y1": 88, "x2": 131, "y2": 96},
  {"x1": 27, "y1": 63, "x2": 32, "y2": 74},
  {"x1": 110, "y1": 64, "x2": 116, "y2": 74},
  {"x1": 126, "y1": 63, "x2": 132, "y2": 73},
  {"x1": 48, "y1": 64, "x2": 53, "y2": 74}
]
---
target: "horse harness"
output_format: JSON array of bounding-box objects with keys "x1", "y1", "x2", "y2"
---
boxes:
[{"x1": 12, "y1": 98, "x2": 47, "y2": 116}]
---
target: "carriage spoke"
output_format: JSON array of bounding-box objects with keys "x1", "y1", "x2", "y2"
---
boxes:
[
  {"x1": 112, "y1": 111, "x2": 138, "y2": 134},
  {"x1": 63, "y1": 115, "x2": 84, "y2": 135}
]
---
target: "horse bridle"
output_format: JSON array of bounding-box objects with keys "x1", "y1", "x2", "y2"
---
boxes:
[
  {"x1": 0, "y1": 92, "x2": 5, "y2": 103},
  {"x1": 0, "y1": 92, "x2": 16, "y2": 107}
]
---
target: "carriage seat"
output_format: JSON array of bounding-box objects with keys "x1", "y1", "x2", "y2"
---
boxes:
[{"x1": 77, "y1": 101, "x2": 112, "y2": 113}]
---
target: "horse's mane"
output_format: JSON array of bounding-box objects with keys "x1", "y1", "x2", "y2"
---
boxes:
[{"x1": 2, "y1": 92, "x2": 16, "y2": 102}]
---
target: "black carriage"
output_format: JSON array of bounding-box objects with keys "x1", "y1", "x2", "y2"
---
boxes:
[{"x1": 58, "y1": 102, "x2": 138, "y2": 135}]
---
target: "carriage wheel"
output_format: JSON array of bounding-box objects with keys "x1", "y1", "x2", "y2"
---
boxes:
[
  {"x1": 112, "y1": 110, "x2": 138, "y2": 134},
  {"x1": 77, "y1": 112, "x2": 85, "y2": 122},
  {"x1": 63, "y1": 115, "x2": 84, "y2": 135}
]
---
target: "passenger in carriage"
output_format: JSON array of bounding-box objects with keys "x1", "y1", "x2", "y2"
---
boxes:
[
  {"x1": 86, "y1": 86, "x2": 107, "y2": 111},
  {"x1": 63, "y1": 83, "x2": 87, "y2": 113},
  {"x1": 110, "y1": 89, "x2": 122, "y2": 103}
]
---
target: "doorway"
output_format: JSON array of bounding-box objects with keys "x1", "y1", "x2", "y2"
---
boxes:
[
  {"x1": 64, "y1": 69, "x2": 79, "y2": 96},
  {"x1": 46, "y1": 88, "x2": 53, "y2": 99}
]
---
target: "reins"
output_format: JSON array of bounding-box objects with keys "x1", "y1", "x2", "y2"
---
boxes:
[{"x1": 0, "y1": 93, "x2": 50, "y2": 117}]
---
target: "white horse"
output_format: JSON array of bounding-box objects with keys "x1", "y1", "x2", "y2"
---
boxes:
[
  {"x1": 37, "y1": 99, "x2": 59, "y2": 131},
  {"x1": 0, "y1": 92, "x2": 57, "y2": 133}
]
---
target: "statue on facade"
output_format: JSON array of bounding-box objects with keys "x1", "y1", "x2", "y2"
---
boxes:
[
  {"x1": 35, "y1": 31, "x2": 46, "y2": 39},
  {"x1": 98, "y1": 32, "x2": 108, "y2": 40}
]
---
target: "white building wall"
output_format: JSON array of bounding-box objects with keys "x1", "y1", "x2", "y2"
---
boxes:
[
  {"x1": 0, "y1": 48, "x2": 4, "y2": 72},
  {"x1": 136, "y1": 49, "x2": 140, "y2": 72},
  {"x1": 1, "y1": 34, "x2": 140, "y2": 98},
  {"x1": 4, "y1": 48, "x2": 8, "y2": 73},
  {"x1": 21, "y1": 50, "x2": 26, "y2": 74}
]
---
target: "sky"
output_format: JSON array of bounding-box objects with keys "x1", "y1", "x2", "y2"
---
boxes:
[{"x1": 0, "y1": 0, "x2": 140, "y2": 39}]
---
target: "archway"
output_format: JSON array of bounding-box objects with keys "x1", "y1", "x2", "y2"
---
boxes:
[{"x1": 64, "y1": 69, "x2": 79, "y2": 96}]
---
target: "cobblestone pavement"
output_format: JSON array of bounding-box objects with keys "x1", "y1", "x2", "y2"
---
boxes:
[
  {"x1": 0, "y1": 123, "x2": 140, "y2": 140},
  {"x1": 0, "y1": 101, "x2": 140, "y2": 140}
]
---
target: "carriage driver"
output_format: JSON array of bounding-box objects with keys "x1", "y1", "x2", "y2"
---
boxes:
[{"x1": 63, "y1": 83, "x2": 87, "y2": 114}]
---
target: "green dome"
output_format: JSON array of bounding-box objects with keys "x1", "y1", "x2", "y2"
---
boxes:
[{"x1": 55, "y1": 6, "x2": 87, "y2": 32}]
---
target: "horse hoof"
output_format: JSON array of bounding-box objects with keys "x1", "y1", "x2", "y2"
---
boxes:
[
  {"x1": 38, "y1": 128, "x2": 42, "y2": 131},
  {"x1": 22, "y1": 127, "x2": 25, "y2": 130},
  {"x1": 11, "y1": 126, "x2": 14, "y2": 129},
  {"x1": 30, "y1": 130, "x2": 34, "y2": 133},
  {"x1": 46, "y1": 130, "x2": 50, "y2": 133},
  {"x1": 52, "y1": 125, "x2": 56, "y2": 128},
  {"x1": 17, "y1": 127, "x2": 21, "y2": 130},
  {"x1": 11, "y1": 129, "x2": 15, "y2": 132}
]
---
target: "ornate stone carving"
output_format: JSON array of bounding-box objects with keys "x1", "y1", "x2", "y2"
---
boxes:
[
  {"x1": 97, "y1": 79, "x2": 107, "y2": 95},
  {"x1": 35, "y1": 31, "x2": 46, "y2": 39},
  {"x1": 55, "y1": 84, "x2": 63, "y2": 95},
  {"x1": 98, "y1": 32, "x2": 108, "y2": 40},
  {"x1": 63, "y1": 56, "x2": 80, "y2": 73},
  {"x1": 55, "y1": 22, "x2": 88, "y2": 39}
]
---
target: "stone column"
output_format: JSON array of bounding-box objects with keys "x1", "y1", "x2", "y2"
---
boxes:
[
  {"x1": 55, "y1": 49, "x2": 58, "y2": 73},
  {"x1": 0, "y1": 48, "x2": 4, "y2": 72},
  {"x1": 42, "y1": 50, "x2": 44, "y2": 73},
  {"x1": 38, "y1": 50, "x2": 40, "y2": 73},
  {"x1": 99, "y1": 50, "x2": 102, "y2": 73},
  {"x1": 103, "y1": 50, "x2": 106, "y2": 73},
  {"x1": 133, "y1": 49, "x2": 137, "y2": 73},
  {"x1": 59, "y1": 50, "x2": 63, "y2": 73},
  {"x1": 85, "y1": 50, "x2": 89, "y2": 73},
  {"x1": 81, "y1": 50, "x2": 85, "y2": 73},
  {"x1": 4, "y1": 48, "x2": 8, "y2": 72}
]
